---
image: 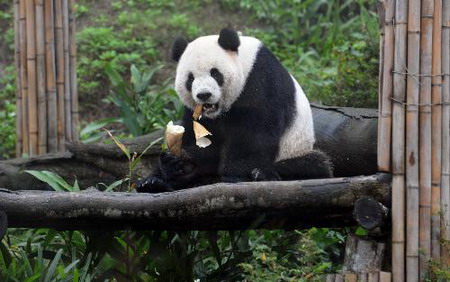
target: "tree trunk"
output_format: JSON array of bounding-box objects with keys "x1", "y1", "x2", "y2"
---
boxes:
[
  {"x1": 0, "y1": 173, "x2": 390, "y2": 230},
  {"x1": 0, "y1": 105, "x2": 378, "y2": 191}
]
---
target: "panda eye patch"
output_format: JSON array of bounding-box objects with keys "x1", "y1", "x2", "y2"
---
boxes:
[
  {"x1": 186, "y1": 72, "x2": 194, "y2": 92},
  {"x1": 210, "y1": 68, "x2": 224, "y2": 86}
]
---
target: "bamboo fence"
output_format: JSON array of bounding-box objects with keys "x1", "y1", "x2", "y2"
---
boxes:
[
  {"x1": 378, "y1": 0, "x2": 450, "y2": 279},
  {"x1": 15, "y1": 0, "x2": 78, "y2": 156}
]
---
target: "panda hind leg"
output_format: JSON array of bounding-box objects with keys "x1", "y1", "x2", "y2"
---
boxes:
[{"x1": 274, "y1": 150, "x2": 333, "y2": 180}]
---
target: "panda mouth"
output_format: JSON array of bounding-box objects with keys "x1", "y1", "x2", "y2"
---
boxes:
[{"x1": 202, "y1": 103, "x2": 219, "y2": 112}]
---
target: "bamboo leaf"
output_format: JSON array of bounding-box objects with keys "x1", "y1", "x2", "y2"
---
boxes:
[
  {"x1": 104, "y1": 129, "x2": 131, "y2": 160},
  {"x1": 25, "y1": 170, "x2": 65, "y2": 191}
]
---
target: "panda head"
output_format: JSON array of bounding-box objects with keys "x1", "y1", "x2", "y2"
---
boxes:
[{"x1": 171, "y1": 28, "x2": 246, "y2": 119}]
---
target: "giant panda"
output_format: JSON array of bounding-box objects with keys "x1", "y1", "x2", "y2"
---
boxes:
[{"x1": 137, "y1": 28, "x2": 332, "y2": 193}]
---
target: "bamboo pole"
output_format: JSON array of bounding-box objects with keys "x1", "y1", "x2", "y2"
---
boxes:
[
  {"x1": 14, "y1": 0, "x2": 22, "y2": 157},
  {"x1": 377, "y1": 1, "x2": 385, "y2": 166},
  {"x1": 392, "y1": 0, "x2": 408, "y2": 279},
  {"x1": 441, "y1": 0, "x2": 450, "y2": 265},
  {"x1": 55, "y1": 0, "x2": 66, "y2": 151},
  {"x1": 35, "y1": 0, "x2": 47, "y2": 155},
  {"x1": 406, "y1": 0, "x2": 421, "y2": 279},
  {"x1": 419, "y1": 0, "x2": 434, "y2": 276},
  {"x1": 69, "y1": 0, "x2": 78, "y2": 141},
  {"x1": 26, "y1": 0, "x2": 39, "y2": 156},
  {"x1": 431, "y1": 0, "x2": 442, "y2": 261},
  {"x1": 62, "y1": 0, "x2": 72, "y2": 142},
  {"x1": 378, "y1": 0, "x2": 395, "y2": 172},
  {"x1": 45, "y1": 0, "x2": 58, "y2": 153},
  {"x1": 19, "y1": 0, "x2": 29, "y2": 155}
]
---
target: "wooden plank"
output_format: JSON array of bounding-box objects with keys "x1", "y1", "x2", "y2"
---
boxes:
[
  {"x1": 344, "y1": 274, "x2": 357, "y2": 282},
  {"x1": 368, "y1": 272, "x2": 380, "y2": 282},
  {"x1": 378, "y1": 0, "x2": 395, "y2": 172},
  {"x1": 392, "y1": 0, "x2": 408, "y2": 279},
  {"x1": 14, "y1": 0, "x2": 22, "y2": 156},
  {"x1": 55, "y1": 0, "x2": 65, "y2": 151},
  {"x1": 334, "y1": 274, "x2": 344, "y2": 282},
  {"x1": 405, "y1": 0, "x2": 421, "y2": 280},
  {"x1": 326, "y1": 274, "x2": 335, "y2": 282},
  {"x1": 26, "y1": 0, "x2": 39, "y2": 156},
  {"x1": 45, "y1": 0, "x2": 58, "y2": 153},
  {"x1": 419, "y1": 0, "x2": 434, "y2": 275},
  {"x1": 35, "y1": 0, "x2": 47, "y2": 155},
  {"x1": 358, "y1": 273, "x2": 368, "y2": 282},
  {"x1": 69, "y1": 0, "x2": 78, "y2": 140},
  {"x1": 19, "y1": 0, "x2": 29, "y2": 155},
  {"x1": 431, "y1": 0, "x2": 442, "y2": 261},
  {"x1": 62, "y1": 0, "x2": 71, "y2": 142},
  {"x1": 441, "y1": 0, "x2": 450, "y2": 266},
  {"x1": 379, "y1": 271, "x2": 392, "y2": 282}
]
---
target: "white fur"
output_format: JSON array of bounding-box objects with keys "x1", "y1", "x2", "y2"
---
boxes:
[
  {"x1": 276, "y1": 76, "x2": 315, "y2": 161},
  {"x1": 176, "y1": 34, "x2": 315, "y2": 160},
  {"x1": 175, "y1": 35, "x2": 261, "y2": 118}
]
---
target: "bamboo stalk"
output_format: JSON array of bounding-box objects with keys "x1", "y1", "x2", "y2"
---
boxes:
[
  {"x1": 26, "y1": 0, "x2": 38, "y2": 156},
  {"x1": 431, "y1": 0, "x2": 442, "y2": 262},
  {"x1": 419, "y1": 0, "x2": 434, "y2": 276},
  {"x1": 392, "y1": 0, "x2": 408, "y2": 279},
  {"x1": 441, "y1": 0, "x2": 450, "y2": 265},
  {"x1": 377, "y1": 1, "x2": 386, "y2": 164},
  {"x1": 62, "y1": 0, "x2": 71, "y2": 142},
  {"x1": 19, "y1": 0, "x2": 29, "y2": 155},
  {"x1": 69, "y1": 0, "x2": 78, "y2": 141},
  {"x1": 35, "y1": 0, "x2": 47, "y2": 155},
  {"x1": 406, "y1": 0, "x2": 421, "y2": 279},
  {"x1": 378, "y1": 0, "x2": 395, "y2": 172},
  {"x1": 45, "y1": 0, "x2": 57, "y2": 153},
  {"x1": 55, "y1": 0, "x2": 66, "y2": 151},
  {"x1": 14, "y1": 0, "x2": 22, "y2": 157}
]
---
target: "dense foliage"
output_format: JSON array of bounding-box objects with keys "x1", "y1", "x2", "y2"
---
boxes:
[{"x1": 3, "y1": 0, "x2": 442, "y2": 281}]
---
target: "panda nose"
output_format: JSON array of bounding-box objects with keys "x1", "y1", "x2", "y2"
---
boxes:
[{"x1": 197, "y1": 92, "x2": 212, "y2": 102}]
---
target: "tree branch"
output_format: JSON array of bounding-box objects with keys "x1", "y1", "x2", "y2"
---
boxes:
[{"x1": 0, "y1": 174, "x2": 390, "y2": 230}]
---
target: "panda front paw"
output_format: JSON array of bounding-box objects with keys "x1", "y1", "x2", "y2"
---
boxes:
[
  {"x1": 159, "y1": 152, "x2": 196, "y2": 181},
  {"x1": 136, "y1": 176, "x2": 173, "y2": 193}
]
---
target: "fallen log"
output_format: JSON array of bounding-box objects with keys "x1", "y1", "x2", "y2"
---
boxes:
[
  {"x1": 0, "y1": 174, "x2": 390, "y2": 230},
  {"x1": 0, "y1": 105, "x2": 378, "y2": 191}
]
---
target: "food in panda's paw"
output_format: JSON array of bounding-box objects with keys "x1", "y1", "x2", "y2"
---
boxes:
[
  {"x1": 165, "y1": 121, "x2": 185, "y2": 156},
  {"x1": 193, "y1": 120, "x2": 212, "y2": 148},
  {"x1": 193, "y1": 104, "x2": 203, "y2": 120}
]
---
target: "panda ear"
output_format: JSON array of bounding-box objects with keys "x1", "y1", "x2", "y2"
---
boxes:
[
  {"x1": 171, "y1": 37, "x2": 188, "y2": 62},
  {"x1": 218, "y1": 28, "x2": 240, "y2": 52}
]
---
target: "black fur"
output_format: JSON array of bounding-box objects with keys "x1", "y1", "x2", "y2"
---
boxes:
[
  {"x1": 171, "y1": 37, "x2": 188, "y2": 62},
  {"x1": 185, "y1": 72, "x2": 194, "y2": 92},
  {"x1": 218, "y1": 28, "x2": 240, "y2": 52},
  {"x1": 137, "y1": 44, "x2": 332, "y2": 193},
  {"x1": 210, "y1": 68, "x2": 224, "y2": 86}
]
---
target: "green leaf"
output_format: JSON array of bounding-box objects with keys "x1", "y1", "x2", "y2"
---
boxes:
[
  {"x1": 103, "y1": 178, "x2": 127, "y2": 192},
  {"x1": 24, "y1": 273, "x2": 41, "y2": 282},
  {"x1": 25, "y1": 170, "x2": 66, "y2": 191},
  {"x1": 44, "y1": 249, "x2": 63, "y2": 282}
]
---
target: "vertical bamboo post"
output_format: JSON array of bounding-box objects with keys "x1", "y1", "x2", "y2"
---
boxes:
[
  {"x1": 19, "y1": 0, "x2": 29, "y2": 155},
  {"x1": 35, "y1": 0, "x2": 47, "y2": 155},
  {"x1": 62, "y1": 0, "x2": 72, "y2": 142},
  {"x1": 406, "y1": 0, "x2": 420, "y2": 279},
  {"x1": 431, "y1": 0, "x2": 442, "y2": 261},
  {"x1": 69, "y1": 0, "x2": 78, "y2": 140},
  {"x1": 419, "y1": 0, "x2": 434, "y2": 276},
  {"x1": 392, "y1": 0, "x2": 408, "y2": 280},
  {"x1": 55, "y1": 0, "x2": 66, "y2": 151},
  {"x1": 26, "y1": 0, "x2": 39, "y2": 156},
  {"x1": 45, "y1": 0, "x2": 58, "y2": 153},
  {"x1": 441, "y1": 0, "x2": 450, "y2": 265},
  {"x1": 14, "y1": 0, "x2": 22, "y2": 157},
  {"x1": 378, "y1": 0, "x2": 395, "y2": 172}
]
